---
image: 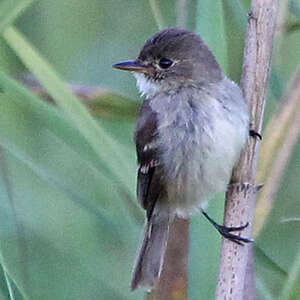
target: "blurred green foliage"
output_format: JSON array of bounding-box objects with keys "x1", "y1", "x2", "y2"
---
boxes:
[{"x1": 0, "y1": 0, "x2": 299, "y2": 299}]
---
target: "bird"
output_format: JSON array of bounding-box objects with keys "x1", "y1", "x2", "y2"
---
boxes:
[{"x1": 113, "y1": 27, "x2": 252, "y2": 291}]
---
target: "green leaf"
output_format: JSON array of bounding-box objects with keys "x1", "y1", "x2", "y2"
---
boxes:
[
  {"x1": 189, "y1": 196, "x2": 223, "y2": 299},
  {"x1": 3, "y1": 26, "x2": 133, "y2": 192},
  {"x1": 0, "y1": 85, "x2": 141, "y2": 299},
  {"x1": 0, "y1": 0, "x2": 35, "y2": 33},
  {"x1": 255, "y1": 245, "x2": 287, "y2": 299},
  {"x1": 0, "y1": 74, "x2": 137, "y2": 224},
  {"x1": 222, "y1": 0, "x2": 247, "y2": 82},
  {"x1": 195, "y1": 0, "x2": 227, "y2": 72},
  {"x1": 279, "y1": 245, "x2": 300, "y2": 300}
]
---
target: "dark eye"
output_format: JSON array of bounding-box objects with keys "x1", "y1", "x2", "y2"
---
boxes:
[{"x1": 158, "y1": 58, "x2": 173, "y2": 69}]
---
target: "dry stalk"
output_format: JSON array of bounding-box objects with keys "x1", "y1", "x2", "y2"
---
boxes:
[
  {"x1": 216, "y1": 1, "x2": 279, "y2": 300},
  {"x1": 147, "y1": 218, "x2": 189, "y2": 300},
  {"x1": 176, "y1": 0, "x2": 189, "y2": 28}
]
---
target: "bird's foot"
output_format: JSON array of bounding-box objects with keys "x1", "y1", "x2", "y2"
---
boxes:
[
  {"x1": 249, "y1": 129, "x2": 262, "y2": 140},
  {"x1": 201, "y1": 210, "x2": 254, "y2": 246}
]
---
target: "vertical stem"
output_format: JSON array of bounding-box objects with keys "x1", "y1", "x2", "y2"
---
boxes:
[
  {"x1": 176, "y1": 0, "x2": 189, "y2": 28},
  {"x1": 243, "y1": 245, "x2": 257, "y2": 300},
  {"x1": 148, "y1": 0, "x2": 165, "y2": 30},
  {"x1": 147, "y1": 218, "x2": 189, "y2": 300},
  {"x1": 216, "y1": 1, "x2": 279, "y2": 299}
]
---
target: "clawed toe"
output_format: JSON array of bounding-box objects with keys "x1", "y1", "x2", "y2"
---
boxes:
[
  {"x1": 249, "y1": 129, "x2": 262, "y2": 140},
  {"x1": 216, "y1": 224, "x2": 254, "y2": 245},
  {"x1": 201, "y1": 210, "x2": 254, "y2": 246}
]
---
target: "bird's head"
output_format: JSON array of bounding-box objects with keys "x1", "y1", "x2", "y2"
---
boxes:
[{"x1": 113, "y1": 28, "x2": 223, "y2": 97}]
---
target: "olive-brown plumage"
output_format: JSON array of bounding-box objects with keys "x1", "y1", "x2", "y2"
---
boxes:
[{"x1": 114, "y1": 28, "x2": 249, "y2": 291}]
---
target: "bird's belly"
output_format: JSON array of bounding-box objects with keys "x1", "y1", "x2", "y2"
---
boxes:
[
  {"x1": 160, "y1": 117, "x2": 245, "y2": 218},
  {"x1": 166, "y1": 150, "x2": 231, "y2": 217}
]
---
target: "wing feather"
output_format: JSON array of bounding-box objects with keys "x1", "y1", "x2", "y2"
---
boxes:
[{"x1": 135, "y1": 101, "x2": 164, "y2": 217}]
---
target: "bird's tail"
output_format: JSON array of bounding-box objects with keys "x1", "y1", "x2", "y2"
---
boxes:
[{"x1": 131, "y1": 209, "x2": 170, "y2": 291}]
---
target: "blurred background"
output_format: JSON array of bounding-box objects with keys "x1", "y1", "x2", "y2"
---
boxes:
[{"x1": 0, "y1": 0, "x2": 299, "y2": 299}]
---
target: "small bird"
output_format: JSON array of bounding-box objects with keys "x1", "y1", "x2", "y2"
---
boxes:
[{"x1": 113, "y1": 28, "x2": 252, "y2": 291}]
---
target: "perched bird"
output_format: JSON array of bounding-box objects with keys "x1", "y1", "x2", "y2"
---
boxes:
[{"x1": 113, "y1": 28, "x2": 252, "y2": 291}]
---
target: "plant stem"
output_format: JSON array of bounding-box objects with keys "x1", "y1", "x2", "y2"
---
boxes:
[
  {"x1": 147, "y1": 218, "x2": 189, "y2": 300},
  {"x1": 216, "y1": 1, "x2": 279, "y2": 299}
]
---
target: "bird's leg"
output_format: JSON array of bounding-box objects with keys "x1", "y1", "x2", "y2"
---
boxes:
[{"x1": 201, "y1": 210, "x2": 254, "y2": 245}]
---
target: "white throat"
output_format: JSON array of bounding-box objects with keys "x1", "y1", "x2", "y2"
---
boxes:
[{"x1": 134, "y1": 73, "x2": 161, "y2": 99}]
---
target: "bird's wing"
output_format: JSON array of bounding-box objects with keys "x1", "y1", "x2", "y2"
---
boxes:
[{"x1": 135, "y1": 101, "x2": 164, "y2": 220}]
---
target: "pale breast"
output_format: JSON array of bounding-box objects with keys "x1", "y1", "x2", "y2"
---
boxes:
[{"x1": 149, "y1": 81, "x2": 249, "y2": 217}]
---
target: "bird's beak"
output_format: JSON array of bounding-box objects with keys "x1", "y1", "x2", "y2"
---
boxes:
[{"x1": 113, "y1": 60, "x2": 151, "y2": 73}]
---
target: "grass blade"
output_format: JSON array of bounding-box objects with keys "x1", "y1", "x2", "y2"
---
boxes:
[
  {"x1": 0, "y1": 0, "x2": 36, "y2": 32},
  {"x1": 3, "y1": 25, "x2": 133, "y2": 190}
]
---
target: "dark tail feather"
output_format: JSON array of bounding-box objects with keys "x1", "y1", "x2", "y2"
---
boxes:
[{"x1": 131, "y1": 210, "x2": 170, "y2": 291}]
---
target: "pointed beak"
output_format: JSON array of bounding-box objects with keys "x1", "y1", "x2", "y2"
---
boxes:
[{"x1": 113, "y1": 60, "x2": 151, "y2": 73}]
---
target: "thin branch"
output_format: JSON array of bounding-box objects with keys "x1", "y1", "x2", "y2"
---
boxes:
[
  {"x1": 216, "y1": 1, "x2": 279, "y2": 300},
  {"x1": 243, "y1": 244, "x2": 257, "y2": 300},
  {"x1": 147, "y1": 218, "x2": 189, "y2": 300}
]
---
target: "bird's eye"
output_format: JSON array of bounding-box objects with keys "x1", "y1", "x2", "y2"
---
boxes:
[{"x1": 158, "y1": 58, "x2": 173, "y2": 69}]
